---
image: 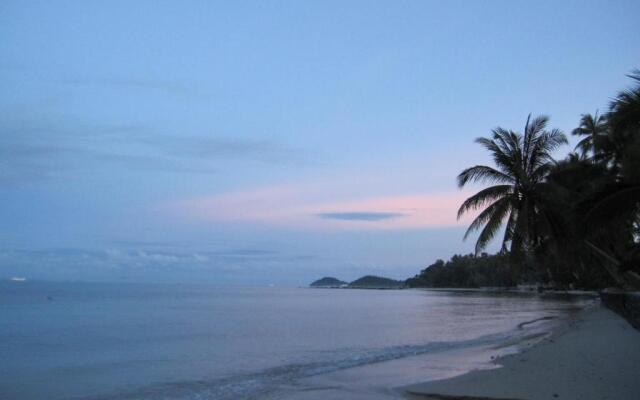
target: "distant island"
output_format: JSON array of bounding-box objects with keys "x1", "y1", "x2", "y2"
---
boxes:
[
  {"x1": 309, "y1": 277, "x2": 347, "y2": 288},
  {"x1": 348, "y1": 275, "x2": 404, "y2": 289},
  {"x1": 309, "y1": 275, "x2": 404, "y2": 289}
]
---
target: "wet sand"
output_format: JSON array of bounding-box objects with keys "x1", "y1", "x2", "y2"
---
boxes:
[
  {"x1": 403, "y1": 303, "x2": 640, "y2": 400},
  {"x1": 280, "y1": 301, "x2": 639, "y2": 400}
]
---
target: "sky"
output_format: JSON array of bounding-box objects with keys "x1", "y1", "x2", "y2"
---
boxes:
[{"x1": 1, "y1": 0, "x2": 639, "y2": 284}]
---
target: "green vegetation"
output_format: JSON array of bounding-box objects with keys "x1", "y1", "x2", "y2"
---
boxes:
[
  {"x1": 309, "y1": 275, "x2": 404, "y2": 289},
  {"x1": 413, "y1": 70, "x2": 640, "y2": 290},
  {"x1": 348, "y1": 275, "x2": 404, "y2": 289},
  {"x1": 309, "y1": 277, "x2": 347, "y2": 287},
  {"x1": 406, "y1": 253, "x2": 516, "y2": 288},
  {"x1": 456, "y1": 115, "x2": 567, "y2": 255}
]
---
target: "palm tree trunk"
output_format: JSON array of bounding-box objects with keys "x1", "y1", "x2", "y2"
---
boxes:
[{"x1": 584, "y1": 240, "x2": 639, "y2": 289}]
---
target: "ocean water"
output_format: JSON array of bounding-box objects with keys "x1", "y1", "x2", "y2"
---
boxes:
[{"x1": 0, "y1": 281, "x2": 590, "y2": 400}]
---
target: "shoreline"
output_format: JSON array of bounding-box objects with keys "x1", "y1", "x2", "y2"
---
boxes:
[
  {"x1": 413, "y1": 287, "x2": 599, "y2": 296},
  {"x1": 308, "y1": 286, "x2": 600, "y2": 298},
  {"x1": 281, "y1": 296, "x2": 578, "y2": 400},
  {"x1": 402, "y1": 301, "x2": 640, "y2": 400},
  {"x1": 282, "y1": 299, "x2": 639, "y2": 400}
]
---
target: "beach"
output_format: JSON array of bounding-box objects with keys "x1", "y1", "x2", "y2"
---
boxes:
[
  {"x1": 403, "y1": 302, "x2": 640, "y2": 400},
  {"x1": 3, "y1": 3, "x2": 640, "y2": 400},
  {"x1": 279, "y1": 300, "x2": 640, "y2": 400}
]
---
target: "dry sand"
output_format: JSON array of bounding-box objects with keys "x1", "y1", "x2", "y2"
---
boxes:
[{"x1": 403, "y1": 302, "x2": 640, "y2": 400}]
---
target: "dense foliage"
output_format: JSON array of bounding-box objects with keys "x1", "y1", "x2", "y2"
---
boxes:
[
  {"x1": 348, "y1": 275, "x2": 404, "y2": 288},
  {"x1": 405, "y1": 253, "x2": 517, "y2": 288},
  {"x1": 309, "y1": 277, "x2": 347, "y2": 287},
  {"x1": 413, "y1": 70, "x2": 640, "y2": 290},
  {"x1": 456, "y1": 115, "x2": 567, "y2": 255}
]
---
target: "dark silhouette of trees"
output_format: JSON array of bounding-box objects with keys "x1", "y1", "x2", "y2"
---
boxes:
[
  {"x1": 405, "y1": 253, "x2": 517, "y2": 288},
  {"x1": 412, "y1": 69, "x2": 639, "y2": 290},
  {"x1": 456, "y1": 115, "x2": 567, "y2": 255},
  {"x1": 571, "y1": 112, "x2": 607, "y2": 159}
]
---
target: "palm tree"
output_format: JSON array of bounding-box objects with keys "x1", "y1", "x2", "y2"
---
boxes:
[
  {"x1": 571, "y1": 112, "x2": 607, "y2": 158},
  {"x1": 457, "y1": 115, "x2": 567, "y2": 254},
  {"x1": 581, "y1": 69, "x2": 640, "y2": 288},
  {"x1": 605, "y1": 69, "x2": 640, "y2": 172},
  {"x1": 586, "y1": 70, "x2": 640, "y2": 226}
]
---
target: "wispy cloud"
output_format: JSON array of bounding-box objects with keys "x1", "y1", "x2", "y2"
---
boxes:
[
  {"x1": 166, "y1": 184, "x2": 477, "y2": 230},
  {"x1": 60, "y1": 77, "x2": 212, "y2": 101},
  {"x1": 0, "y1": 246, "x2": 315, "y2": 282},
  {"x1": 0, "y1": 110, "x2": 309, "y2": 183},
  {"x1": 147, "y1": 135, "x2": 306, "y2": 164},
  {"x1": 316, "y1": 212, "x2": 405, "y2": 221},
  {"x1": 0, "y1": 247, "x2": 289, "y2": 271}
]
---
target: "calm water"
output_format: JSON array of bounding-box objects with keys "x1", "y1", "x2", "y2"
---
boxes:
[{"x1": 0, "y1": 281, "x2": 590, "y2": 400}]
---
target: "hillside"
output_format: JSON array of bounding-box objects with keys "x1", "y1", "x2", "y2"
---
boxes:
[
  {"x1": 405, "y1": 253, "x2": 517, "y2": 289},
  {"x1": 309, "y1": 277, "x2": 347, "y2": 288},
  {"x1": 348, "y1": 275, "x2": 404, "y2": 289}
]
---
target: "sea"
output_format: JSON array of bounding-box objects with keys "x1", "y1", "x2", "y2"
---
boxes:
[{"x1": 0, "y1": 280, "x2": 592, "y2": 400}]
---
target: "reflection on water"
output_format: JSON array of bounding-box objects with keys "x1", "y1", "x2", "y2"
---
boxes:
[{"x1": 0, "y1": 281, "x2": 592, "y2": 400}]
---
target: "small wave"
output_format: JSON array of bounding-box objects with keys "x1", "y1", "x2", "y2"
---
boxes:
[
  {"x1": 517, "y1": 316, "x2": 556, "y2": 329},
  {"x1": 93, "y1": 326, "x2": 540, "y2": 400}
]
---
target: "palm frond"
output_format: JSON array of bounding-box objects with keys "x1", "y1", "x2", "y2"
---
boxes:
[
  {"x1": 476, "y1": 135, "x2": 516, "y2": 174},
  {"x1": 502, "y1": 209, "x2": 518, "y2": 252},
  {"x1": 574, "y1": 136, "x2": 593, "y2": 157},
  {"x1": 608, "y1": 72, "x2": 640, "y2": 135},
  {"x1": 586, "y1": 184, "x2": 640, "y2": 223},
  {"x1": 457, "y1": 185, "x2": 513, "y2": 219},
  {"x1": 463, "y1": 197, "x2": 512, "y2": 240},
  {"x1": 627, "y1": 69, "x2": 640, "y2": 82},
  {"x1": 474, "y1": 198, "x2": 512, "y2": 254},
  {"x1": 571, "y1": 112, "x2": 607, "y2": 158},
  {"x1": 457, "y1": 114, "x2": 566, "y2": 257},
  {"x1": 457, "y1": 165, "x2": 514, "y2": 188},
  {"x1": 528, "y1": 128, "x2": 567, "y2": 174}
]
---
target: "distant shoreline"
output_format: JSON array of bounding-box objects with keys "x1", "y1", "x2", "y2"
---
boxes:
[
  {"x1": 308, "y1": 285, "x2": 600, "y2": 297},
  {"x1": 309, "y1": 275, "x2": 404, "y2": 289}
]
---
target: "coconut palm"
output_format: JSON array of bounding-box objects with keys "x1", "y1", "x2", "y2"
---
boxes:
[
  {"x1": 457, "y1": 115, "x2": 567, "y2": 254},
  {"x1": 571, "y1": 112, "x2": 608, "y2": 158},
  {"x1": 582, "y1": 70, "x2": 640, "y2": 288},
  {"x1": 587, "y1": 70, "x2": 640, "y2": 222},
  {"x1": 605, "y1": 70, "x2": 640, "y2": 172}
]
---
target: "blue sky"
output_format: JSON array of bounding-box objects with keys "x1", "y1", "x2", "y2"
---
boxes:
[{"x1": 1, "y1": 0, "x2": 639, "y2": 284}]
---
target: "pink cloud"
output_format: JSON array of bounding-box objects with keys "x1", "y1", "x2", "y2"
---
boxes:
[{"x1": 165, "y1": 185, "x2": 478, "y2": 230}]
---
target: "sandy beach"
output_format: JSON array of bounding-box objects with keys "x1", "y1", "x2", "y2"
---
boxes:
[
  {"x1": 403, "y1": 302, "x2": 640, "y2": 400},
  {"x1": 280, "y1": 301, "x2": 640, "y2": 400}
]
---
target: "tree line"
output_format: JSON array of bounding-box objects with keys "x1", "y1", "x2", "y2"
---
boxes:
[{"x1": 409, "y1": 70, "x2": 640, "y2": 290}]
